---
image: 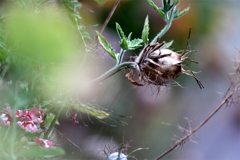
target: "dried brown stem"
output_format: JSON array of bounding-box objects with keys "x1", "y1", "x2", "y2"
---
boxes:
[
  {"x1": 99, "y1": 0, "x2": 121, "y2": 34},
  {"x1": 154, "y1": 83, "x2": 240, "y2": 160}
]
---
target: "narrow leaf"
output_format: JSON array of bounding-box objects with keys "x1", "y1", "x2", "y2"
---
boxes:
[
  {"x1": 157, "y1": 9, "x2": 165, "y2": 18},
  {"x1": 142, "y1": 15, "x2": 149, "y2": 45},
  {"x1": 96, "y1": 31, "x2": 116, "y2": 59},
  {"x1": 79, "y1": 28, "x2": 91, "y2": 40},
  {"x1": 73, "y1": 104, "x2": 110, "y2": 119},
  {"x1": 93, "y1": 0, "x2": 106, "y2": 3},
  {"x1": 174, "y1": 6, "x2": 190, "y2": 19},
  {"x1": 116, "y1": 23, "x2": 126, "y2": 39},
  {"x1": 128, "y1": 39, "x2": 143, "y2": 50},
  {"x1": 147, "y1": 0, "x2": 165, "y2": 18},
  {"x1": 17, "y1": 148, "x2": 65, "y2": 157},
  {"x1": 147, "y1": 0, "x2": 159, "y2": 11},
  {"x1": 120, "y1": 37, "x2": 129, "y2": 50},
  {"x1": 161, "y1": 40, "x2": 174, "y2": 49},
  {"x1": 173, "y1": 0, "x2": 180, "y2": 6},
  {"x1": 127, "y1": 32, "x2": 132, "y2": 41}
]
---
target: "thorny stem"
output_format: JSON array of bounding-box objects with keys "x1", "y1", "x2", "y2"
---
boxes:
[
  {"x1": 154, "y1": 83, "x2": 240, "y2": 160},
  {"x1": 90, "y1": 62, "x2": 135, "y2": 85}
]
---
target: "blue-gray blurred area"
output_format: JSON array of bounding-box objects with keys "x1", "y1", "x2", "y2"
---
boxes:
[{"x1": 56, "y1": 0, "x2": 240, "y2": 159}]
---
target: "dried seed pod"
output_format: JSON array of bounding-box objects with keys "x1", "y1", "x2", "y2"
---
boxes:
[
  {"x1": 133, "y1": 42, "x2": 204, "y2": 89},
  {"x1": 142, "y1": 48, "x2": 182, "y2": 84}
]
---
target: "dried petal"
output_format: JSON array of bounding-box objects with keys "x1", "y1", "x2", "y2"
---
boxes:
[{"x1": 126, "y1": 72, "x2": 144, "y2": 86}]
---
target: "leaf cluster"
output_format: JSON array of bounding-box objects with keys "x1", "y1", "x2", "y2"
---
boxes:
[
  {"x1": 96, "y1": 0, "x2": 187, "y2": 62},
  {"x1": 148, "y1": 0, "x2": 190, "y2": 21}
]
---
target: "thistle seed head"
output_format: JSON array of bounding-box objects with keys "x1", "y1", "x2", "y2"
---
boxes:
[{"x1": 129, "y1": 42, "x2": 204, "y2": 89}]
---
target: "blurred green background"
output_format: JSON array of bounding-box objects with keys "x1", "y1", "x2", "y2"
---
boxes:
[{"x1": 1, "y1": 0, "x2": 240, "y2": 159}]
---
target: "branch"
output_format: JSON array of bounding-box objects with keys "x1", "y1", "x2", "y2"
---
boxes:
[
  {"x1": 90, "y1": 62, "x2": 135, "y2": 85},
  {"x1": 154, "y1": 83, "x2": 240, "y2": 160},
  {"x1": 99, "y1": 0, "x2": 121, "y2": 35}
]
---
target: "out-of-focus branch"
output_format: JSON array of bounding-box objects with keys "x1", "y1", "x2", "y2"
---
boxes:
[
  {"x1": 99, "y1": 0, "x2": 121, "y2": 34},
  {"x1": 154, "y1": 83, "x2": 240, "y2": 160}
]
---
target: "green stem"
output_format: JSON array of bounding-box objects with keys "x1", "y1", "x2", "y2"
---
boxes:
[
  {"x1": 90, "y1": 62, "x2": 135, "y2": 85},
  {"x1": 44, "y1": 107, "x2": 63, "y2": 139},
  {"x1": 117, "y1": 49, "x2": 125, "y2": 65},
  {"x1": 150, "y1": 18, "x2": 172, "y2": 44},
  {"x1": 10, "y1": 107, "x2": 17, "y2": 160},
  {"x1": 151, "y1": 7, "x2": 176, "y2": 44}
]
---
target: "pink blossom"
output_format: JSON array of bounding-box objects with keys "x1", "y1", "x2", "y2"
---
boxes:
[
  {"x1": 17, "y1": 121, "x2": 38, "y2": 133},
  {"x1": 0, "y1": 106, "x2": 12, "y2": 126},
  {"x1": 16, "y1": 107, "x2": 43, "y2": 123},
  {"x1": 0, "y1": 106, "x2": 44, "y2": 133},
  {"x1": 16, "y1": 107, "x2": 44, "y2": 133},
  {"x1": 35, "y1": 137, "x2": 56, "y2": 149},
  {"x1": 29, "y1": 107, "x2": 44, "y2": 123}
]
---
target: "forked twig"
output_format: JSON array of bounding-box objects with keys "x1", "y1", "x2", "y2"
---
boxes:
[{"x1": 154, "y1": 83, "x2": 240, "y2": 160}]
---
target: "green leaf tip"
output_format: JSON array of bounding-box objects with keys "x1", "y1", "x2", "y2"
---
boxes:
[
  {"x1": 161, "y1": 40, "x2": 174, "y2": 49},
  {"x1": 147, "y1": 0, "x2": 165, "y2": 18},
  {"x1": 93, "y1": 0, "x2": 106, "y2": 4},
  {"x1": 116, "y1": 23, "x2": 126, "y2": 40},
  {"x1": 96, "y1": 31, "x2": 116, "y2": 60},
  {"x1": 173, "y1": 0, "x2": 180, "y2": 6},
  {"x1": 174, "y1": 6, "x2": 190, "y2": 19},
  {"x1": 142, "y1": 15, "x2": 150, "y2": 45}
]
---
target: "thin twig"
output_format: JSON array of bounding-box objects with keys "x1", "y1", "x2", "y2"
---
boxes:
[
  {"x1": 99, "y1": 0, "x2": 121, "y2": 34},
  {"x1": 154, "y1": 83, "x2": 240, "y2": 160}
]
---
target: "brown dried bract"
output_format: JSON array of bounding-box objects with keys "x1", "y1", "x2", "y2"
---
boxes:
[{"x1": 126, "y1": 72, "x2": 144, "y2": 86}]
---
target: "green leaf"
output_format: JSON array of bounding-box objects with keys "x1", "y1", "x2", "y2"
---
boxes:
[
  {"x1": 147, "y1": 0, "x2": 166, "y2": 18},
  {"x1": 96, "y1": 31, "x2": 116, "y2": 59},
  {"x1": 127, "y1": 32, "x2": 132, "y2": 41},
  {"x1": 173, "y1": 0, "x2": 180, "y2": 6},
  {"x1": 116, "y1": 23, "x2": 126, "y2": 40},
  {"x1": 142, "y1": 16, "x2": 149, "y2": 45},
  {"x1": 120, "y1": 37, "x2": 129, "y2": 50},
  {"x1": 92, "y1": 0, "x2": 106, "y2": 3},
  {"x1": 79, "y1": 28, "x2": 91, "y2": 40},
  {"x1": 157, "y1": 9, "x2": 165, "y2": 18},
  {"x1": 128, "y1": 39, "x2": 143, "y2": 50},
  {"x1": 73, "y1": 104, "x2": 110, "y2": 119},
  {"x1": 161, "y1": 40, "x2": 174, "y2": 49},
  {"x1": 148, "y1": 0, "x2": 159, "y2": 11},
  {"x1": 174, "y1": 6, "x2": 190, "y2": 19},
  {"x1": 45, "y1": 113, "x2": 57, "y2": 125},
  {"x1": 17, "y1": 148, "x2": 65, "y2": 157}
]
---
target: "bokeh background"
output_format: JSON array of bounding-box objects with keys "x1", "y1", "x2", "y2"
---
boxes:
[
  {"x1": 58, "y1": 0, "x2": 240, "y2": 159},
  {"x1": 1, "y1": 0, "x2": 239, "y2": 159}
]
